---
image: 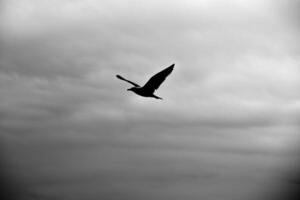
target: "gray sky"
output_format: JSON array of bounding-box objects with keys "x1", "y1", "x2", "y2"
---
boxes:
[{"x1": 0, "y1": 0, "x2": 300, "y2": 199}]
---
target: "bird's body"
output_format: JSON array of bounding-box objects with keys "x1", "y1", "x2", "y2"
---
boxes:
[
  {"x1": 128, "y1": 87, "x2": 162, "y2": 99},
  {"x1": 116, "y1": 64, "x2": 174, "y2": 100}
]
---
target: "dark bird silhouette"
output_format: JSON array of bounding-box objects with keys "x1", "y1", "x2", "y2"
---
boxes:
[{"x1": 116, "y1": 64, "x2": 174, "y2": 100}]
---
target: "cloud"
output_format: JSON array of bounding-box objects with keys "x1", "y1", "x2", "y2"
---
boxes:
[{"x1": 0, "y1": 0, "x2": 300, "y2": 199}]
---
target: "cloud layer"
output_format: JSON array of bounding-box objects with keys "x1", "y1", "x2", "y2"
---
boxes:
[{"x1": 0, "y1": 0, "x2": 299, "y2": 199}]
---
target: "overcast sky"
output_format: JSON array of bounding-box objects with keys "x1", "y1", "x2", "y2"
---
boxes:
[{"x1": 0, "y1": 0, "x2": 300, "y2": 199}]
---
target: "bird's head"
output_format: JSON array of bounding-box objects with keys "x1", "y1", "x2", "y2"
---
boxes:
[
  {"x1": 127, "y1": 87, "x2": 134, "y2": 91},
  {"x1": 127, "y1": 87, "x2": 138, "y2": 92}
]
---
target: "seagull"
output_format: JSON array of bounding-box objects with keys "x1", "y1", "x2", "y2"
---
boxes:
[{"x1": 116, "y1": 64, "x2": 174, "y2": 100}]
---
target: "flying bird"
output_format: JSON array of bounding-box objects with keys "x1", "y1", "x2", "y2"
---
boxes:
[{"x1": 116, "y1": 64, "x2": 174, "y2": 100}]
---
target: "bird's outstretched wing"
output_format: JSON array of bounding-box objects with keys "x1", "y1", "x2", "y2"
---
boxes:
[
  {"x1": 142, "y1": 64, "x2": 174, "y2": 93},
  {"x1": 116, "y1": 75, "x2": 140, "y2": 87}
]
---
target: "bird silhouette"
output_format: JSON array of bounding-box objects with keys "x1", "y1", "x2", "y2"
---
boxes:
[{"x1": 116, "y1": 64, "x2": 174, "y2": 100}]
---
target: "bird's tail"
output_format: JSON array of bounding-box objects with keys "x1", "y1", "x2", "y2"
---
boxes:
[{"x1": 153, "y1": 95, "x2": 163, "y2": 100}]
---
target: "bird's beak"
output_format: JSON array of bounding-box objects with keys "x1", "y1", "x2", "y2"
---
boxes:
[{"x1": 127, "y1": 88, "x2": 131, "y2": 91}]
